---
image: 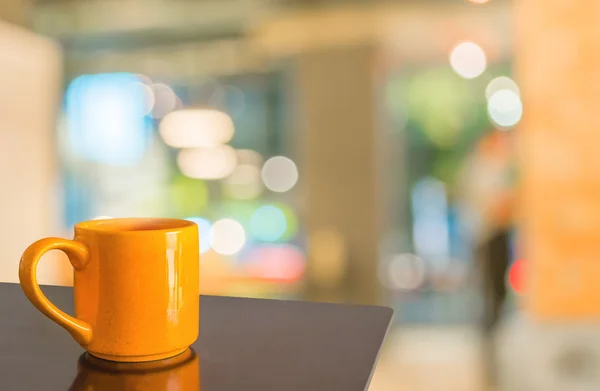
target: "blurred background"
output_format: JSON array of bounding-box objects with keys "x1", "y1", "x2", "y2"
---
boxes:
[{"x1": 1, "y1": 0, "x2": 598, "y2": 390}]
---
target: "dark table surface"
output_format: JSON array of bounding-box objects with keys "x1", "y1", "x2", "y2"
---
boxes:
[{"x1": 0, "y1": 283, "x2": 392, "y2": 390}]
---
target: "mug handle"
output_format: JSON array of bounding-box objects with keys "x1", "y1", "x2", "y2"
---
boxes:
[{"x1": 19, "y1": 237, "x2": 93, "y2": 346}]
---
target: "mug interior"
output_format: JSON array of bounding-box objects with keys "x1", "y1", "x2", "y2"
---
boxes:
[{"x1": 76, "y1": 218, "x2": 196, "y2": 233}]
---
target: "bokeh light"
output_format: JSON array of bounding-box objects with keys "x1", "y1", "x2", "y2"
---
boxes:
[
  {"x1": 485, "y1": 76, "x2": 520, "y2": 100},
  {"x1": 210, "y1": 218, "x2": 246, "y2": 255},
  {"x1": 236, "y1": 149, "x2": 264, "y2": 167},
  {"x1": 244, "y1": 245, "x2": 306, "y2": 281},
  {"x1": 222, "y1": 164, "x2": 263, "y2": 200},
  {"x1": 159, "y1": 109, "x2": 234, "y2": 148},
  {"x1": 277, "y1": 203, "x2": 299, "y2": 241},
  {"x1": 399, "y1": 68, "x2": 478, "y2": 148},
  {"x1": 135, "y1": 74, "x2": 153, "y2": 85},
  {"x1": 487, "y1": 89, "x2": 523, "y2": 128},
  {"x1": 170, "y1": 175, "x2": 209, "y2": 217},
  {"x1": 385, "y1": 253, "x2": 426, "y2": 291},
  {"x1": 185, "y1": 217, "x2": 212, "y2": 254},
  {"x1": 449, "y1": 41, "x2": 487, "y2": 79},
  {"x1": 261, "y1": 156, "x2": 299, "y2": 193},
  {"x1": 467, "y1": 0, "x2": 490, "y2": 3},
  {"x1": 216, "y1": 201, "x2": 258, "y2": 226},
  {"x1": 509, "y1": 259, "x2": 525, "y2": 295},
  {"x1": 177, "y1": 145, "x2": 237, "y2": 180},
  {"x1": 135, "y1": 82, "x2": 155, "y2": 117},
  {"x1": 65, "y1": 73, "x2": 151, "y2": 166},
  {"x1": 411, "y1": 177, "x2": 449, "y2": 266},
  {"x1": 250, "y1": 205, "x2": 287, "y2": 242},
  {"x1": 150, "y1": 83, "x2": 179, "y2": 119},
  {"x1": 189, "y1": 79, "x2": 226, "y2": 115}
]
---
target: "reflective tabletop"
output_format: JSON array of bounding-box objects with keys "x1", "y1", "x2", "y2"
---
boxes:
[{"x1": 0, "y1": 283, "x2": 392, "y2": 390}]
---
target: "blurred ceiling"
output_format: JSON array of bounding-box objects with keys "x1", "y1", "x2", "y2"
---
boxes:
[{"x1": 31, "y1": 0, "x2": 510, "y2": 78}]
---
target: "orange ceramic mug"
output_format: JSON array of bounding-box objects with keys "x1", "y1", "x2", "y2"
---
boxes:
[{"x1": 19, "y1": 218, "x2": 199, "y2": 362}]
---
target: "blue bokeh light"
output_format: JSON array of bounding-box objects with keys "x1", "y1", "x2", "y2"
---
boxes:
[
  {"x1": 249, "y1": 205, "x2": 287, "y2": 242},
  {"x1": 65, "y1": 73, "x2": 151, "y2": 166}
]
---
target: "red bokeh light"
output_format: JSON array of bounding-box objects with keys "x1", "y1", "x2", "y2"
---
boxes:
[{"x1": 509, "y1": 259, "x2": 525, "y2": 294}]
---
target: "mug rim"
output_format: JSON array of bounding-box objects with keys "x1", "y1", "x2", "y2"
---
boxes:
[{"x1": 75, "y1": 217, "x2": 197, "y2": 234}]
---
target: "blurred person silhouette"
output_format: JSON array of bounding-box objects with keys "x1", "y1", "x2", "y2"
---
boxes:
[{"x1": 460, "y1": 129, "x2": 516, "y2": 386}]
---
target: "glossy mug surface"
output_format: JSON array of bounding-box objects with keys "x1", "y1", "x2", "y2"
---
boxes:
[{"x1": 19, "y1": 218, "x2": 199, "y2": 362}]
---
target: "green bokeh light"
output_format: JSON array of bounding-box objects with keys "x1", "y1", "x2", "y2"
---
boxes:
[{"x1": 170, "y1": 175, "x2": 209, "y2": 218}]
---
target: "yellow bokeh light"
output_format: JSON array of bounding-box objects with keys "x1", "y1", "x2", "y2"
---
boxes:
[
  {"x1": 159, "y1": 109, "x2": 234, "y2": 148},
  {"x1": 177, "y1": 145, "x2": 237, "y2": 180},
  {"x1": 222, "y1": 164, "x2": 264, "y2": 200},
  {"x1": 210, "y1": 218, "x2": 246, "y2": 255}
]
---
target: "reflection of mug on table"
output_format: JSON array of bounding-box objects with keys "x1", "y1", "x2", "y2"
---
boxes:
[{"x1": 69, "y1": 348, "x2": 200, "y2": 391}]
